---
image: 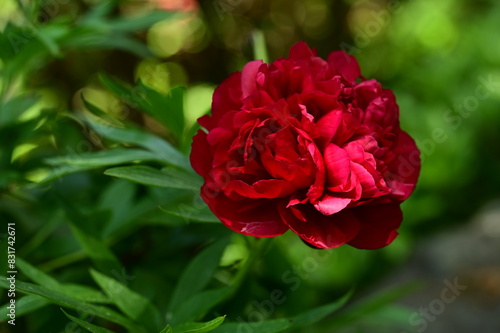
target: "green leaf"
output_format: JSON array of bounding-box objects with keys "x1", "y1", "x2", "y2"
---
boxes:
[
  {"x1": 38, "y1": 164, "x2": 98, "y2": 184},
  {"x1": 15, "y1": 258, "x2": 109, "y2": 303},
  {"x1": 0, "y1": 295, "x2": 49, "y2": 321},
  {"x1": 214, "y1": 319, "x2": 292, "y2": 333},
  {"x1": 16, "y1": 257, "x2": 60, "y2": 290},
  {"x1": 56, "y1": 196, "x2": 122, "y2": 274},
  {"x1": 104, "y1": 165, "x2": 200, "y2": 191},
  {"x1": 159, "y1": 325, "x2": 173, "y2": 333},
  {"x1": 45, "y1": 148, "x2": 160, "y2": 167},
  {"x1": 170, "y1": 287, "x2": 234, "y2": 326},
  {"x1": 0, "y1": 94, "x2": 39, "y2": 128},
  {"x1": 61, "y1": 284, "x2": 110, "y2": 304},
  {"x1": 98, "y1": 73, "x2": 151, "y2": 113},
  {"x1": 88, "y1": 121, "x2": 190, "y2": 170},
  {"x1": 160, "y1": 201, "x2": 220, "y2": 223},
  {"x1": 175, "y1": 316, "x2": 226, "y2": 333},
  {"x1": 137, "y1": 82, "x2": 185, "y2": 141},
  {"x1": 106, "y1": 11, "x2": 176, "y2": 32},
  {"x1": 0, "y1": 277, "x2": 142, "y2": 332},
  {"x1": 290, "y1": 290, "x2": 352, "y2": 328},
  {"x1": 61, "y1": 308, "x2": 116, "y2": 333},
  {"x1": 211, "y1": 290, "x2": 352, "y2": 333},
  {"x1": 328, "y1": 282, "x2": 421, "y2": 329},
  {"x1": 168, "y1": 238, "x2": 230, "y2": 315},
  {"x1": 90, "y1": 269, "x2": 162, "y2": 332}
]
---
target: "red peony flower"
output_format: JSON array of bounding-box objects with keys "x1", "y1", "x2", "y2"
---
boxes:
[{"x1": 190, "y1": 42, "x2": 420, "y2": 249}]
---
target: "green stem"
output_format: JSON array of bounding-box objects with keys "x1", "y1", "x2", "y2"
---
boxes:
[
  {"x1": 252, "y1": 30, "x2": 269, "y2": 63},
  {"x1": 232, "y1": 237, "x2": 273, "y2": 288}
]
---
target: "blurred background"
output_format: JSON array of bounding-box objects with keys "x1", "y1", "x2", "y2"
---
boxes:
[{"x1": 0, "y1": 0, "x2": 499, "y2": 332}]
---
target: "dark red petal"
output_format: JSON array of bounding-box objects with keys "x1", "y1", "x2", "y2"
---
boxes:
[
  {"x1": 210, "y1": 72, "x2": 243, "y2": 129},
  {"x1": 201, "y1": 184, "x2": 288, "y2": 237},
  {"x1": 316, "y1": 110, "x2": 343, "y2": 145},
  {"x1": 327, "y1": 51, "x2": 361, "y2": 83},
  {"x1": 225, "y1": 179, "x2": 296, "y2": 199},
  {"x1": 190, "y1": 130, "x2": 212, "y2": 178},
  {"x1": 384, "y1": 131, "x2": 421, "y2": 201},
  {"x1": 279, "y1": 203, "x2": 360, "y2": 249},
  {"x1": 306, "y1": 143, "x2": 326, "y2": 202},
  {"x1": 289, "y1": 41, "x2": 317, "y2": 60},
  {"x1": 347, "y1": 203, "x2": 403, "y2": 249}
]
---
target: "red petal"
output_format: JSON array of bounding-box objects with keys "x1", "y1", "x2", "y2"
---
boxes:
[
  {"x1": 347, "y1": 203, "x2": 403, "y2": 249},
  {"x1": 327, "y1": 51, "x2": 361, "y2": 83},
  {"x1": 384, "y1": 131, "x2": 421, "y2": 201},
  {"x1": 279, "y1": 203, "x2": 360, "y2": 249},
  {"x1": 190, "y1": 130, "x2": 212, "y2": 178},
  {"x1": 201, "y1": 184, "x2": 288, "y2": 237},
  {"x1": 226, "y1": 179, "x2": 296, "y2": 199},
  {"x1": 324, "y1": 143, "x2": 351, "y2": 187},
  {"x1": 241, "y1": 60, "x2": 264, "y2": 98},
  {"x1": 316, "y1": 110, "x2": 343, "y2": 145},
  {"x1": 314, "y1": 195, "x2": 352, "y2": 215},
  {"x1": 289, "y1": 41, "x2": 317, "y2": 60}
]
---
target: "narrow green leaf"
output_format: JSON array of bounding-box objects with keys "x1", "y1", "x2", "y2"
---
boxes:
[
  {"x1": 106, "y1": 11, "x2": 176, "y2": 32},
  {"x1": 159, "y1": 325, "x2": 173, "y2": 333},
  {"x1": 0, "y1": 94, "x2": 38, "y2": 127},
  {"x1": 290, "y1": 290, "x2": 352, "y2": 328},
  {"x1": 16, "y1": 257, "x2": 60, "y2": 290},
  {"x1": 88, "y1": 121, "x2": 190, "y2": 170},
  {"x1": 61, "y1": 284, "x2": 110, "y2": 304},
  {"x1": 61, "y1": 308, "x2": 115, "y2": 333},
  {"x1": 175, "y1": 316, "x2": 226, "y2": 333},
  {"x1": 39, "y1": 165, "x2": 98, "y2": 184},
  {"x1": 171, "y1": 287, "x2": 235, "y2": 326},
  {"x1": 328, "y1": 282, "x2": 421, "y2": 329},
  {"x1": 81, "y1": 0, "x2": 118, "y2": 22},
  {"x1": 15, "y1": 258, "x2": 109, "y2": 303},
  {"x1": 45, "y1": 148, "x2": 160, "y2": 167},
  {"x1": 168, "y1": 238, "x2": 230, "y2": 314},
  {"x1": 160, "y1": 201, "x2": 220, "y2": 223},
  {"x1": 98, "y1": 73, "x2": 151, "y2": 112},
  {"x1": 214, "y1": 319, "x2": 292, "y2": 333},
  {"x1": 137, "y1": 82, "x2": 185, "y2": 141},
  {"x1": 104, "y1": 165, "x2": 200, "y2": 191},
  {"x1": 57, "y1": 196, "x2": 122, "y2": 274},
  {"x1": 0, "y1": 277, "x2": 142, "y2": 332},
  {"x1": 0, "y1": 295, "x2": 48, "y2": 321},
  {"x1": 90, "y1": 269, "x2": 162, "y2": 332}
]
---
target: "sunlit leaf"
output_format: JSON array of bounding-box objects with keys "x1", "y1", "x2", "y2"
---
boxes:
[{"x1": 175, "y1": 316, "x2": 226, "y2": 333}]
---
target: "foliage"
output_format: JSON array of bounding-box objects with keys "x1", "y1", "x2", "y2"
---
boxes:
[{"x1": 1, "y1": 0, "x2": 498, "y2": 332}]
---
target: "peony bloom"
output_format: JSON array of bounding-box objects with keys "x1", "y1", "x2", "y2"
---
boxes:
[{"x1": 190, "y1": 42, "x2": 420, "y2": 249}]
